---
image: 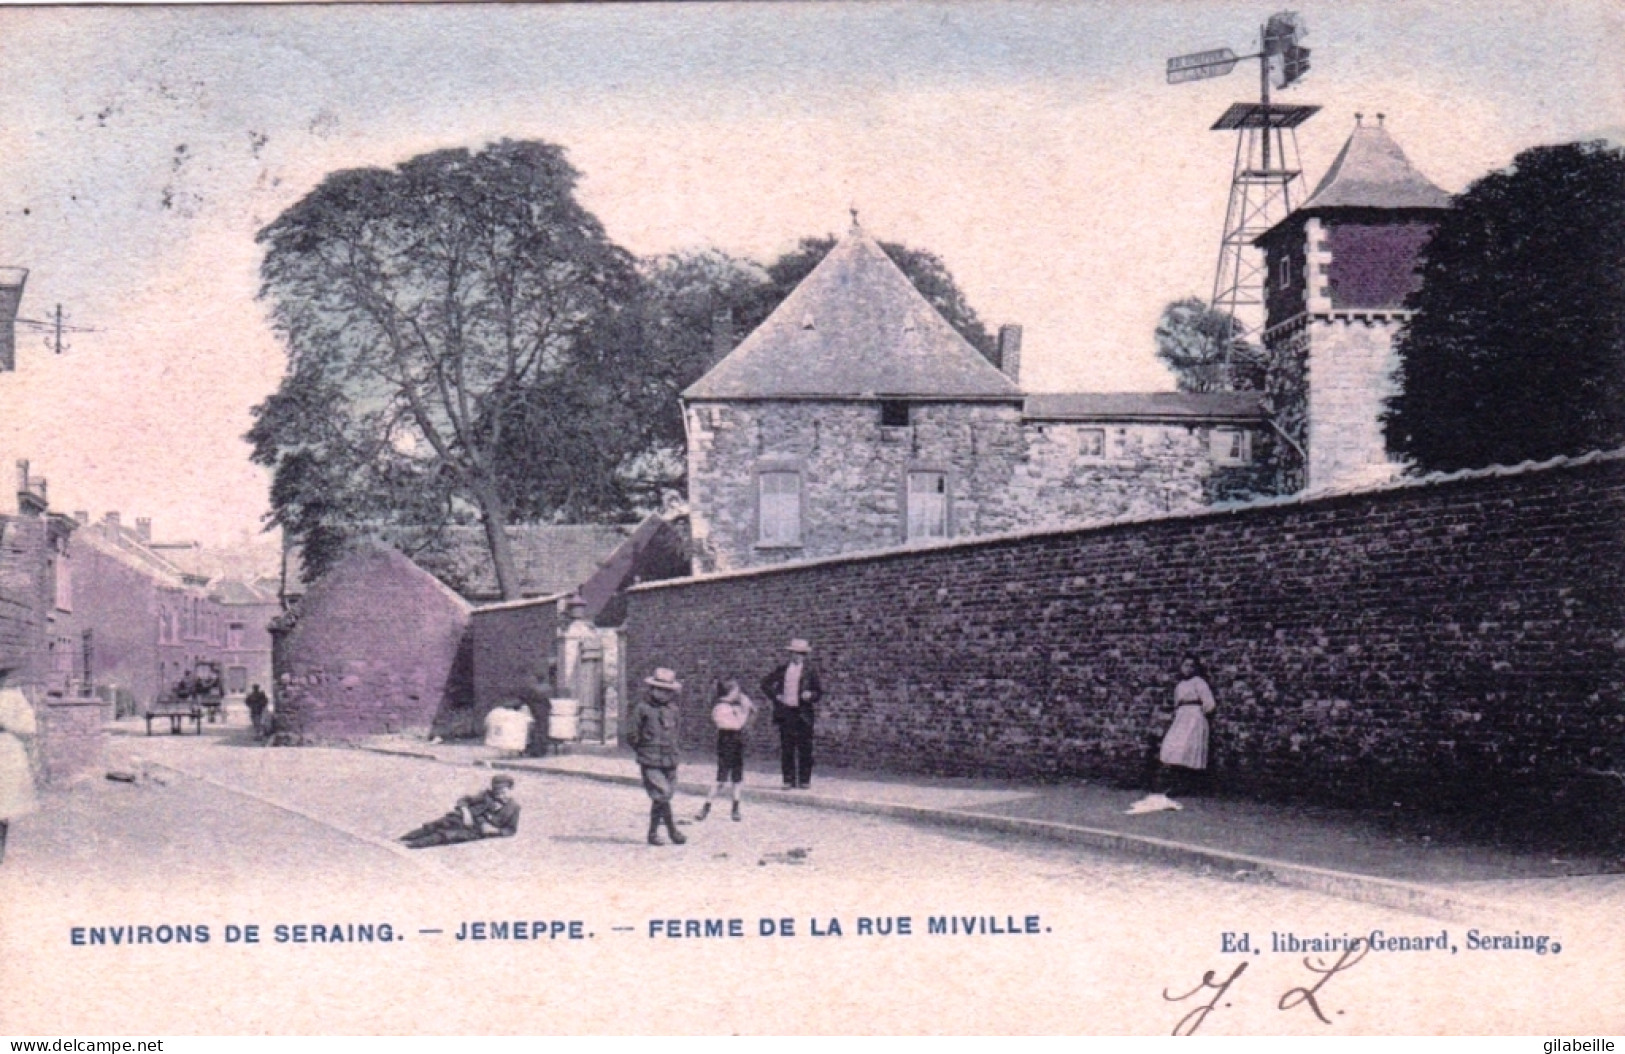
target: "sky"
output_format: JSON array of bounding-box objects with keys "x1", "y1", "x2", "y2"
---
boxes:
[{"x1": 0, "y1": 0, "x2": 1620, "y2": 547}]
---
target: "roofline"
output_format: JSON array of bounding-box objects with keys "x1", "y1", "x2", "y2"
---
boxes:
[
  {"x1": 1255, "y1": 203, "x2": 1452, "y2": 246},
  {"x1": 1022, "y1": 409, "x2": 1265, "y2": 425},
  {"x1": 472, "y1": 590, "x2": 572, "y2": 615},
  {"x1": 682, "y1": 393, "x2": 1026, "y2": 405}
]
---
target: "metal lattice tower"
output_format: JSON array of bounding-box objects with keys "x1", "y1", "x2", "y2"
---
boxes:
[
  {"x1": 1209, "y1": 99, "x2": 1317, "y2": 339},
  {"x1": 1167, "y1": 12, "x2": 1318, "y2": 346}
]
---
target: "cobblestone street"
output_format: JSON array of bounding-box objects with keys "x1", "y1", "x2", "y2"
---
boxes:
[{"x1": 2, "y1": 727, "x2": 1619, "y2": 1034}]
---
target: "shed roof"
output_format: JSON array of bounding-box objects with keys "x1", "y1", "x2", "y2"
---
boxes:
[
  {"x1": 683, "y1": 227, "x2": 1020, "y2": 401},
  {"x1": 1024, "y1": 391, "x2": 1266, "y2": 423},
  {"x1": 412, "y1": 523, "x2": 636, "y2": 602}
]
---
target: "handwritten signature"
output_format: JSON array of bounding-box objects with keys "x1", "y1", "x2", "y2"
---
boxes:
[{"x1": 1163, "y1": 939, "x2": 1369, "y2": 1035}]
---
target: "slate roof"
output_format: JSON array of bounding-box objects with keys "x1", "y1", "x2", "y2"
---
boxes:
[
  {"x1": 1024, "y1": 391, "x2": 1266, "y2": 423},
  {"x1": 412, "y1": 524, "x2": 637, "y2": 601},
  {"x1": 1300, "y1": 121, "x2": 1452, "y2": 211},
  {"x1": 210, "y1": 577, "x2": 279, "y2": 606},
  {"x1": 683, "y1": 228, "x2": 1020, "y2": 401}
]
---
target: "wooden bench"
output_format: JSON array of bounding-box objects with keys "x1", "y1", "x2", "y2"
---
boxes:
[{"x1": 145, "y1": 705, "x2": 202, "y2": 736}]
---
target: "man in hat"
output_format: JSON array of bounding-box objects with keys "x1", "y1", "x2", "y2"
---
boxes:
[
  {"x1": 629, "y1": 667, "x2": 687, "y2": 846},
  {"x1": 398, "y1": 774, "x2": 521, "y2": 849},
  {"x1": 760, "y1": 639, "x2": 822, "y2": 789}
]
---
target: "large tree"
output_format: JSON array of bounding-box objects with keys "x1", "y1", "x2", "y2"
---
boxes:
[
  {"x1": 1153, "y1": 297, "x2": 1263, "y2": 392},
  {"x1": 251, "y1": 140, "x2": 640, "y2": 597},
  {"x1": 1383, "y1": 140, "x2": 1625, "y2": 472}
]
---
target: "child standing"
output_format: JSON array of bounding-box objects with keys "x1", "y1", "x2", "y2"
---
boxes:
[{"x1": 697, "y1": 679, "x2": 756, "y2": 822}]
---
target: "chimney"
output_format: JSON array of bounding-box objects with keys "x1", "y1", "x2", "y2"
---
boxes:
[
  {"x1": 710, "y1": 309, "x2": 735, "y2": 364},
  {"x1": 136, "y1": 517, "x2": 152, "y2": 543},
  {"x1": 16, "y1": 460, "x2": 28, "y2": 494},
  {"x1": 73, "y1": 511, "x2": 89, "y2": 526},
  {"x1": 996, "y1": 324, "x2": 1023, "y2": 385},
  {"x1": 104, "y1": 511, "x2": 121, "y2": 536},
  {"x1": 0, "y1": 267, "x2": 26, "y2": 373}
]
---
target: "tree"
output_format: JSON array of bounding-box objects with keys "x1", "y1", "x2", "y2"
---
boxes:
[
  {"x1": 251, "y1": 140, "x2": 640, "y2": 597},
  {"x1": 737, "y1": 236, "x2": 999, "y2": 364},
  {"x1": 1383, "y1": 141, "x2": 1625, "y2": 472},
  {"x1": 1153, "y1": 297, "x2": 1263, "y2": 392}
]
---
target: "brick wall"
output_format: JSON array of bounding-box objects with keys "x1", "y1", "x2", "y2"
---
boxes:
[
  {"x1": 626, "y1": 454, "x2": 1625, "y2": 842},
  {"x1": 470, "y1": 596, "x2": 563, "y2": 718},
  {"x1": 1326, "y1": 220, "x2": 1435, "y2": 309},
  {"x1": 0, "y1": 515, "x2": 48, "y2": 689},
  {"x1": 274, "y1": 545, "x2": 474, "y2": 739}
]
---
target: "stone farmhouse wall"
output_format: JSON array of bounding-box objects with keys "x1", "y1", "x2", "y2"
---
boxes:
[
  {"x1": 626, "y1": 452, "x2": 1625, "y2": 839},
  {"x1": 687, "y1": 399, "x2": 1267, "y2": 573}
]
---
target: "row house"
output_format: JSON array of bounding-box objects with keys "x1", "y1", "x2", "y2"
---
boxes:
[{"x1": 71, "y1": 512, "x2": 277, "y2": 710}]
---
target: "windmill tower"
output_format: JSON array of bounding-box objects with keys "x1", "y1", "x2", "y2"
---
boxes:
[{"x1": 1169, "y1": 12, "x2": 1318, "y2": 345}]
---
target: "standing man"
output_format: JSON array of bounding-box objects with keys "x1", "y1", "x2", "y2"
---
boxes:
[
  {"x1": 628, "y1": 667, "x2": 687, "y2": 846},
  {"x1": 760, "y1": 638, "x2": 822, "y2": 789},
  {"x1": 244, "y1": 684, "x2": 269, "y2": 740}
]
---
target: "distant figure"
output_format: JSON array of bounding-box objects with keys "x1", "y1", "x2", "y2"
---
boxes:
[
  {"x1": 398, "y1": 774, "x2": 520, "y2": 849},
  {"x1": 244, "y1": 684, "x2": 269, "y2": 738},
  {"x1": 1144, "y1": 655, "x2": 1218, "y2": 810},
  {"x1": 629, "y1": 667, "x2": 686, "y2": 846},
  {"x1": 697, "y1": 679, "x2": 756, "y2": 822},
  {"x1": 484, "y1": 701, "x2": 534, "y2": 757},
  {"x1": 760, "y1": 638, "x2": 822, "y2": 789},
  {"x1": 0, "y1": 689, "x2": 39, "y2": 865}
]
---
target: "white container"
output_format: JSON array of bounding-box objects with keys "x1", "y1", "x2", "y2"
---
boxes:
[{"x1": 548, "y1": 697, "x2": 579, "y2": 741}]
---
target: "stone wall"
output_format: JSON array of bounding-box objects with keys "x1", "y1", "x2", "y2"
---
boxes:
[
  {"x1": 689, "y1": 400, "x2": 1269, "y2": 573},
  {"x1": 274, "y1": 546, "x2": 474, "y2": 739},
  {"x1": 626, "y1": 453, "x2": 1625, "y2": 844},
  {"x1": 37, "y1": 696, "x2": 108, "y2": 785},
  {"x1": 1306, "y1": 317, "x2": 1405, "y2": 490}
]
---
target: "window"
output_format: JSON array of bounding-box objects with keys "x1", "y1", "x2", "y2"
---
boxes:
[
  {"x1": 1211, "y1": 428, "x2": 1252, "y2": 465},
  {"x1": 906, "y1": 471, "x2": 950, "y2": 541},
  {"x1": 1078, "y1": 428, "x2": 1105, "y2": 458},
  {"x1": 1278, "y1": 254, "x2": 1294, "y2": 288},
  {"x1": 880, "y1": 400, "x2": 911, "y2": 428},
  {"x1": 227, "y1": 622, "x2": 245, "y2": 651},
  {"x1": 53, "y1": 554, "x2": 72, "y2": 612},
  {"x1": 757, "y1": 470, "x2": 802, "y2": 546}
]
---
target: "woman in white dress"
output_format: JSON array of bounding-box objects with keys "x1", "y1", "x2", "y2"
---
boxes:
[
  {"x1": 0, "y1": 688, "x2": 40, "y2": 864},
  {"x1": 1157, "y1": 655, "x2": 1216, "y2": 799}
]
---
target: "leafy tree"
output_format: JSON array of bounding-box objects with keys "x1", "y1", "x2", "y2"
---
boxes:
[
  {"x1": 1383, "y1": 141, "x2": 1625, "y2": 472},
  {"x1": 1153, "y1": 297, "x2": 1263, "y2": 392},
  {"x1": 737, "y1": 236, "x2": 999, "y2": 364},
  {"x1": 251, "y1": 140, "x2": 639, "y2": 597}
]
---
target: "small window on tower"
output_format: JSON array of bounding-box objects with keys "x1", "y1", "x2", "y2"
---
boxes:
[
  {"x1": 880, "y1": 400, "x2": 911, "y2": 428},
  {"x1": 1278, "y1": 254, "x2": 1294, "y2": 288}
]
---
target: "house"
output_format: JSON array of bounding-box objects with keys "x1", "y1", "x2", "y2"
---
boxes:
[
  {"x1": 1256, "y1": 115, "x2": 1453, "y2": 492},
  {"x1": 270, "y1": 543, "x2": 473, "y2": 739},
  {"x1": 682, "y1": 223, "x2": 1270, "y2": 572},
  {"x1": 71, "y1": 511, "x2": 233, "y2": 709}
]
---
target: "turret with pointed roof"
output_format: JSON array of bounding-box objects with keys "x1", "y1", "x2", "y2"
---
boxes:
[
  {"x1": 684, "y1": 225, "x2": 1020, "y2": 402},
  {"x1": 1255, "y1": 115, "x2": 1453, "y2": 494}
]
